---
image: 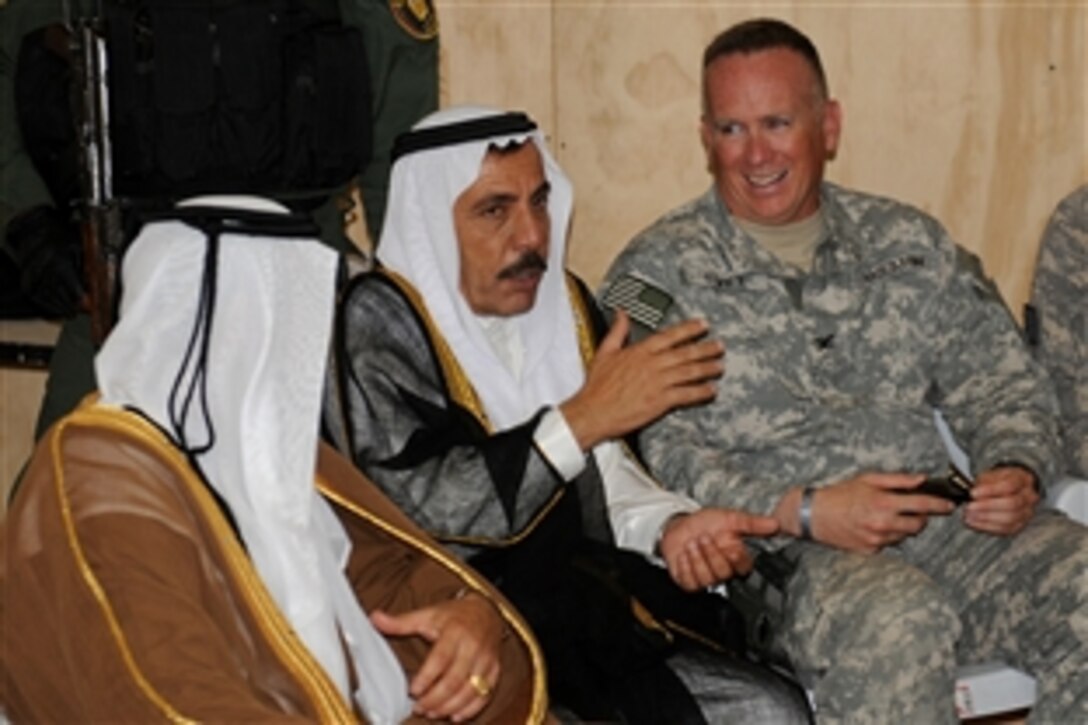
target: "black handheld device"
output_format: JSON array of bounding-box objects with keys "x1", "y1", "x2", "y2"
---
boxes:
[{"x1": 904, "y1": 463, "x2": 974, "y2": 505}]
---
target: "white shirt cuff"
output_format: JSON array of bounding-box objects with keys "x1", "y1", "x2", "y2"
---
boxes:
[
  {"x1": 596, "y1": 441, "x2": 700, "y2": 558},
  {"x1": 533, "y1": 408, "x2": 587, "y2": 481}
]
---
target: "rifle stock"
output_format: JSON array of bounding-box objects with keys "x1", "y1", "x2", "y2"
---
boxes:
[
  {"x1": 72, "y1": 14, "x2": 122, "y2": 345},
  {"x1": 78, "y1": 200, "x2": 122, "y2": 345}
]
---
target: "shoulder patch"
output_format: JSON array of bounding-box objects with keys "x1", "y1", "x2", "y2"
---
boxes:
[
  {"x1": 389, "y1": 0, "x2": 439, "y2": 41},
  {"x1": 600, "y1": 274, "x2": 674, "y2": 340}
]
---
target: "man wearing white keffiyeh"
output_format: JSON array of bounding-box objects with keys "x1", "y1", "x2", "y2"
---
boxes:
[
  {"x1": 327, "y1": 106, "x2": 811, "y2": 723},
  {"x1": 2, "y1": 195, "x2": 546, "y2": 724}
]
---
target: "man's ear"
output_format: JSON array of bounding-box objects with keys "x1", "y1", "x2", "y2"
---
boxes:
[
  {"x1": 699, "y1": 118, "x2": 716, "y2": 174},
  {"x1": 822, "y1": 100, "x2": 843, "y2": 161},
  {"x1": 699, "y1": 117, "x2": 714, "y2": 152}
]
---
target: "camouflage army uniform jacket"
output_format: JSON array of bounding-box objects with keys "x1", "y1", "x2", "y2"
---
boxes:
[
  {"x1": 1030, "y1": 185, "x2": 1088, "y2": 477},
  {"x1": 604, "y1": 182, "x2": 1061, "y2": 516}
]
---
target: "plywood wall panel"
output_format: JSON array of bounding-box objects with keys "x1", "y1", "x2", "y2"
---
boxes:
[
  {"x1": 820, "y1": 4, "x2": 1087, "y2": 315},
  {"x1": 438, "y1": 3, "x2": 557, "y2": 137},
  {"x1": 438, "y1": 1, "x2": 1086, "y2": 315},
  {"x1": 1, "y1": 320, "x2": 58, "y2": 511},
  {"x1": 552, "y1": 4, "x2": 724, "y2": 286}
]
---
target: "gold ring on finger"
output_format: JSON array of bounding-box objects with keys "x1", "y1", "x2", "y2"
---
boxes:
[{"x1": 469, "y1": 672, "x2": 491, "y2": 698}]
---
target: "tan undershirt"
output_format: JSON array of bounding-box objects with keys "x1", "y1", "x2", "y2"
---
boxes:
[{"x1": 736, "y1": 212, "x2": 828, "y2": 273}]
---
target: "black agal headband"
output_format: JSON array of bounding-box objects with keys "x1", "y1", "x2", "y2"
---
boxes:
[{"x1": 391, "y1": 112, "x2": 538, "y2": 164}]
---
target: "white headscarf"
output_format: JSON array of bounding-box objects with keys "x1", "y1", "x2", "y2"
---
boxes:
[
  {"x1": 378, "y1": 106, "x2": 584, "y2": 429},
  {"x1": 95, "y1": 196, "x2": 411, "y2": 723}
]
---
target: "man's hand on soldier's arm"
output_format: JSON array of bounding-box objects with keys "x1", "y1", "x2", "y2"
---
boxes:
[
  {"x1": 657, "y1": 509, "x2": 779, "y2": 592},
  {"x1": 560, "y1": 310, "x2": 725, "y2": 452},
  {"x1": 772, "y1": 473, "x2": 956, "y2": 554},
  {"x1": 964, "y1": 465, "x2": 1040, "y2": 536}
]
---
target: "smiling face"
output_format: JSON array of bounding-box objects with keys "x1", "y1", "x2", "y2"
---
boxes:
[
  {"x1": 453, "y1": 142, "x2": 552, "y2": 316},
  {"x1": 700, "y1": 47, "x2": 841, "y2": 226}
]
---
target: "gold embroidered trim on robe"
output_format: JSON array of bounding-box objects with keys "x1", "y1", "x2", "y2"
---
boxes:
[
  {"x1": 318, "y1": 480, "x2": 550, "y2": 724},
  {"x1": 378, "y1": 268, "x2": 609, "y2": 548},
  {"x1": 52, "y1": 403, "x2": 353, "y2": 723}
]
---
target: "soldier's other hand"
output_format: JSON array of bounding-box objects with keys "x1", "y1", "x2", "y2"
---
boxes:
[
  {"x1": 964, "y1": 466, "x2": 1039, "y2": 536},
  {"x1": 659, "y1": 509, "x2": 778, "y2": 591},
  {"x1": 560, "y1": 311, "x2": 724, "y2": 450},
  {"x1": 787, "y1": 473, "x2": 955, "y2": 554}
]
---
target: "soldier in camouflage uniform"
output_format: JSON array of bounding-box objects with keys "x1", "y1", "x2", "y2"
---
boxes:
[
  {"x1": 1030, "y1": 184, "x2": 1088, "y2": 478},
  {"x1": 602, "y1": 18, "x2": 1087, "y2": 724}
]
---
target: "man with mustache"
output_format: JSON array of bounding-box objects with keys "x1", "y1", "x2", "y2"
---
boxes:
[{"x1": 326, "y1": 106, "x2": 810, "y2": 723}]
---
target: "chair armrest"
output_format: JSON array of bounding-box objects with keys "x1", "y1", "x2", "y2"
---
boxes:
[{"x1": 955, "y1": 663, "x2": 1036, "y2": 719}]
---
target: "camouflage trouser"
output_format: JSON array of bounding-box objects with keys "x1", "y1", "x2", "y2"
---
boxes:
[{"x1": 778, "y1": 510, "x2": 1087, "y2": 724}]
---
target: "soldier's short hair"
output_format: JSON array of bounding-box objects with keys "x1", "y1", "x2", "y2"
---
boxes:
[{"x1": 703, "y1": 18, "x2": 829, "y2": 100}]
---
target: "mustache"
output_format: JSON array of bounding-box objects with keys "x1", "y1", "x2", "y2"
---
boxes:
[{"x1": 498, "y1": 252, "x2": 548, "y2": 279}]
